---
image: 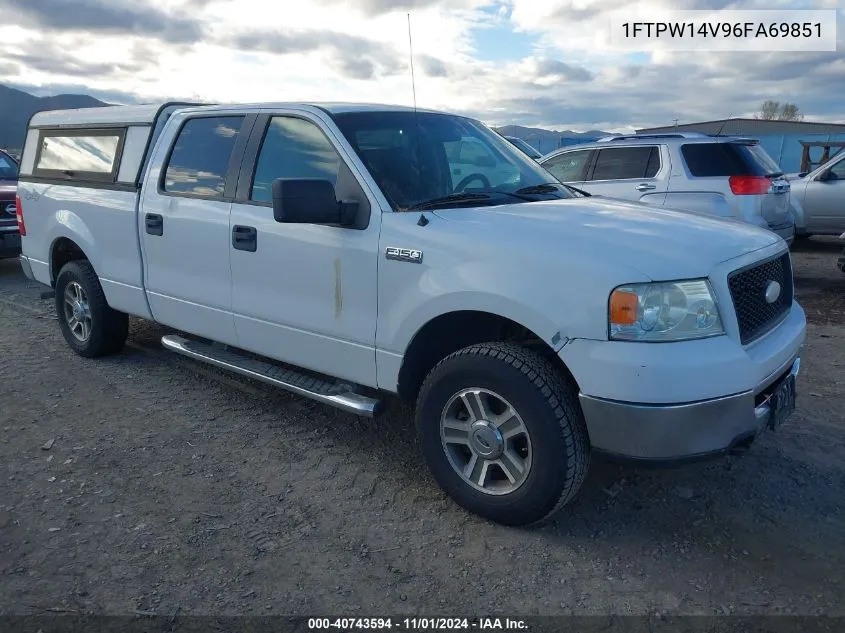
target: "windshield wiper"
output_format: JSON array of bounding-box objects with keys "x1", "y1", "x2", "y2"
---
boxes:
[
  {"x1": 515, "y1": 183, "x2": 564, "y2": 195},
  {"x1": 563, "y1": 184, "x2": 592, "y2": 197},
  {"x1": 407, "y1": 192, "x2": 491, "y2": 211},
  {"x1": 467, "y1": 189, "x2": 542, "y2": 202},
  {"x1": 516, "y1": 182, "x2": 591, "y2": 198}
]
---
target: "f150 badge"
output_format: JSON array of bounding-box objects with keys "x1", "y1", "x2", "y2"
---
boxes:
[{"x1": 385, "y1": 247, "x2": 423, "y2": 264}]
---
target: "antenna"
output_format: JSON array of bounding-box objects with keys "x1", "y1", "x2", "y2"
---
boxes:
[
  {"x1": 715, "y1": 113, "x2": 733, "y2": 137},
  {"x1": 407, "y1": 13, "x2": 418, "y2": 112},
  {"x1": 406, "y1": 12, "x2": 426, "y2": 219}
]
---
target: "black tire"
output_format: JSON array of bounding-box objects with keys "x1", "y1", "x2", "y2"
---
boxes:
[
  {"x1": 55, "y1": 260, "x2": 128, "y2": 358},
  {"x1": 416, "y1": 342, "x2": 590, "y2": 526}
]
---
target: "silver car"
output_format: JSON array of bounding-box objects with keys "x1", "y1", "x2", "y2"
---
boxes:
[
  {"x1": 539, "y1": 133, "x2": 794, "y2": 243},
  {"x1": 787, "y1": 151, "x2": 845, "y2": 237}
]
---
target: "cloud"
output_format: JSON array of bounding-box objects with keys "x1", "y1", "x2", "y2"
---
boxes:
[
  {"x1": 419, "y1": 54, "x2": 449, "y2": 77},
  {"x1": 533, "y1": 58, "x2": 594, "y2": 81},
  {"x1": 228, "y1": 29, "x2": 404, "y2": 79},
  {"x1": 548, "y1": 0, "x2": 631, "y2": 22},
  {"x1": 0, "y1": 0, "x2": 842, "y2": 132},
  {"x1": 0, "y1": 0, "x2": 204, "y2": 43},
  {"x1": 314, "y1": 0, "x2": 470, "y2": 16},
  {"x1": 4, "y1": 39, "x2": 145, "y2": 78}
]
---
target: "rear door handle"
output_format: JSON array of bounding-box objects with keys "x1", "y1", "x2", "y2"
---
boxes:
[
  {"x1": 145, "y1": 213, "x2": 163, "y2": 236},
  {"x1": 232, "y1": 225, "x2": 257, "y2": 252},
  {"x1": 635, "y1": 183, "x2": 656, "y2": 192}
]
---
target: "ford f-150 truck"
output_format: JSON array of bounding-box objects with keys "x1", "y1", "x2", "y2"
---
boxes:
[{"x1": 17, "y1": 102, "x2": 806, "y2": 526}]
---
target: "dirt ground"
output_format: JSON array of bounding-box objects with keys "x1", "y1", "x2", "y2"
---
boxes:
[{"x1": 1, "y1": 238, "x2": 843, "y2": 618}]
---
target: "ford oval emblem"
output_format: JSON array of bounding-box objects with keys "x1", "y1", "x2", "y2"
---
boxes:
[
  {"x1": 764, "y1": 281, "x2": 782, "y2": 304},
  {"x1": 4, "y1": 203, "x2": 15, "y2": 217}
]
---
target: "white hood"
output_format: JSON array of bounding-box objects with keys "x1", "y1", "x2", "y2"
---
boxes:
[{"x1": 434, "y1": 197, "x2": 781, "y2": 281}]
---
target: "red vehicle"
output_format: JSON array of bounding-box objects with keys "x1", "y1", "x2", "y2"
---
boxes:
[{"x1": 0, "y1": 149, "x2": 20, "y2": 259}]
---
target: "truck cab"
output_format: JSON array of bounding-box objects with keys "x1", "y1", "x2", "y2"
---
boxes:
[{"x1": 17, "y1": 102, "x2": 806, "y2": 527}]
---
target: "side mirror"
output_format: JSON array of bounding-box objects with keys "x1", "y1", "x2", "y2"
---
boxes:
[{"x1": 271, "y1": 178, "x2": 357, "y2": 225}]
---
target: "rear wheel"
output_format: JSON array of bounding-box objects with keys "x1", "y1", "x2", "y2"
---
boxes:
[
  {"x1": 416, "y1": 342, "x2": 590, "y2": 526},
  {"x1": 55, "y1": 260, "x2": 128, "y2": 358}
]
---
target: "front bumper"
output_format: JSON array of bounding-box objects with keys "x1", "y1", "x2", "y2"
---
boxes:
[
  {"x1": 0, "y1": 229, "x2": 20, "y2": 259},
  {"x1": 579, "y1": 357, "x2": 800, "y2": 462}
]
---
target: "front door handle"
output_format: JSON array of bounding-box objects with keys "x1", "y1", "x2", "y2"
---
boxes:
[
  {"x1": 145, "y1": 213, "x2": 163, "y2": 236},
  {"x1": 636, "y1": 183, "x2": 656, "y2": 192},
  {"x1": 232, "y1": 225, "x2": 257, "y2": 252}
]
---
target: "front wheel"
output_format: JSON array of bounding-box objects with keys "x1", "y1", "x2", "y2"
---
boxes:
[
  {"x1": 416, "y1": 343, "x2": 590, "y2": 526},
  {"x1": 55, "y1": 260, "x2": 128, "y2": 358}
]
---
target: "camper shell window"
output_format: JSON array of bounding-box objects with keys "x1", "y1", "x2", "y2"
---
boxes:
[{"x1": 33, "y1": 128, "x2": 126, "y2": 183}]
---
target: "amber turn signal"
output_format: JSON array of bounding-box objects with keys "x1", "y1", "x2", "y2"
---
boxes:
[{"x1": 609, "y1": 289, "x2": 638, "y2": 326}]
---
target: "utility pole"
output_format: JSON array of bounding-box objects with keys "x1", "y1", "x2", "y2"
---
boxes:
[{"x1": 673, "y1": 118, "x2": 679, "y2": 130}]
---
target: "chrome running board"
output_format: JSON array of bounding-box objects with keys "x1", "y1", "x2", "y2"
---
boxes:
[{"x1": 161, "y1": 334, "x2": 383, "y2": 417}]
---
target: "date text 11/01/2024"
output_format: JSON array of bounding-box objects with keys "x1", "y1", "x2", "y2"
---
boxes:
[
  {"x1": 621, "y1": 22, "x2": 823, "y2": 38},
  {"x1": 308, "y1": 618, "x2": 528, "y2": 631}
]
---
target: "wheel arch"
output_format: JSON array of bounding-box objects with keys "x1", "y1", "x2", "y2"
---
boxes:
[
  {"x1": 396, "y1": 309, "x2": 578, "y2": 404},
  {"x1": 50, "y1": 236, "x2": 91, "y2": 286}
]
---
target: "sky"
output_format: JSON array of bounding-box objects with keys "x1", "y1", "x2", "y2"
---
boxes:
[{"x1": 0, "y1": 0, "x2": 842, "y2": 132}]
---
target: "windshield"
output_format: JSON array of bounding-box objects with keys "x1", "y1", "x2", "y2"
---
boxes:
[
  {"x1": 331, "y1": 111, "x2": 570, "y2": 211},
  {"x1": 0, "y1": 152, "x2": 18, "y2": 179}
]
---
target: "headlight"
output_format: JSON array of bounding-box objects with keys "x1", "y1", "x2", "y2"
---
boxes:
[{"x1": 609, "y1": 280, "x2": 724, "y2": 342}]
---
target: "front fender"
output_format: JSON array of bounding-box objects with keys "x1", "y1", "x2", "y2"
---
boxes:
[
  {"x1": 391, "y1": 290, "x2": 566, "y2": 356},
  {"x1": 375, "y1": 211, "x2": 653, "y2": 357}
]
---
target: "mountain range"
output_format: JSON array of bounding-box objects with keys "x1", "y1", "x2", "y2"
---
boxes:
[
  {"x1": 0, "y1": 85, "x2": 108, "y2": 152},
  {"x1": 493, "y1": 124, "x2": 614, "y2": 154},
  {"x1": 0, "y1": 84, "x2": 612, "y2": 156}
]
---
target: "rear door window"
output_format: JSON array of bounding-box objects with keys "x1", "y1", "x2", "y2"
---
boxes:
[
  {"x1": 590, "y1": 146, "x2": 657, "y2": 181},
  {"x1": 681, "y1": 142, "x2": 781, "y2": 177},
  {"x1": 542, "y1": 149, "x2": 592, "y2": 182},
  {"x1": 164, "y1": 116, "x2": 244, "y2": 198}
]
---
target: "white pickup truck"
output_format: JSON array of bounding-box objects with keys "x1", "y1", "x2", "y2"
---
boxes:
[{"x1": 16, "y1": 102, "x2": 805, "y2": 526}]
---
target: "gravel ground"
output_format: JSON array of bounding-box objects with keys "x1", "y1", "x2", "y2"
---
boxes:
[{"x1": 1, "y1": 238, "x2": 843, "y2": 618}]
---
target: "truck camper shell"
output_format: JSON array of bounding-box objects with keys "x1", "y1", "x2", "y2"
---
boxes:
[{"x1": 21, "y1": 103, "x2": 204, "y2": 190}]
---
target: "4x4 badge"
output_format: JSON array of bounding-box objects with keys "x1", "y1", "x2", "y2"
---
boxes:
[{"x1": 385, "y1": 247, "x2": 423, "y2": 264}]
